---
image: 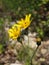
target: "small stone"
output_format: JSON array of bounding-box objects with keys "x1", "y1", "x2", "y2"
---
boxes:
[
  {"x1": 39, "y1": 58, "x2": 46, "y2": 62},
  {"x1": 41, "y1": 49, "x2": 47, "y2": 55},
  {"x1": 15, "y1": 60, "x2": 20, "y2": 64},
  {"x1": 10, "y1": 63, "x2": 22, "y2": 65}
]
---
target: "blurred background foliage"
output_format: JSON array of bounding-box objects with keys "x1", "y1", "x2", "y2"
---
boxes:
[{"x1": 0, "y1": 0, "x2": 49, "y2": 18}]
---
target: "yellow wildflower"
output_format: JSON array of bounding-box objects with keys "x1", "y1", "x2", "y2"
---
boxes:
[
  {"x1": 17, "y1": 14, "x2": 31, "y2": 29},
  {"x1": 8, "y1": 26, "x2": 20, "y2": 40},
  {"x1": 8, "y1": 14, "x2": 31, "y2": 40},
  {"x1": 23, "y1": 14, "x2": 31, "y2": 29}
]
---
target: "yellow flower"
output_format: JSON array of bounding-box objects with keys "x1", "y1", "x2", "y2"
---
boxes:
[
  {"x1": 8, "y1": 14, "x2": 31, "y2": 40},
  {"x1": 23, "y1": 14, "x2": 31, "y2": 29},
  {"x1": 8, "y1": 26, "x2": 20, "y2": 40},
  {"x1": 17, "y1": 14, "x2": 31, "y2": 29}
]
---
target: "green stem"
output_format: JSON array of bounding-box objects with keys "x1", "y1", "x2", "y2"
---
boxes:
[
  {"x1": 28, "y1": 28, "x2": 29, "y2": 45},
  {"x1": 30, "y1": 46, "x2": 39, "y2": 65}
]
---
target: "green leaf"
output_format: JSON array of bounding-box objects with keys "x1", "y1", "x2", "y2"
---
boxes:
[{"x1": 0, "y1": 44, "x2": 3, "y2": 54}]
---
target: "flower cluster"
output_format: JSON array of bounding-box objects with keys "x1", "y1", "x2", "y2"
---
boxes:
[{"x1": 8, "y1": 14, "x2": 31, "y2": 40}]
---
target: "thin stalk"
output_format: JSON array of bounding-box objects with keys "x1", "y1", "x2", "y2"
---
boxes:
[
  {"x1": 30, "y1": 46, "x2": 39, "y2": 65},
  {"x1": 28, "y1": 28, "x2": 29, "y2": 45}
]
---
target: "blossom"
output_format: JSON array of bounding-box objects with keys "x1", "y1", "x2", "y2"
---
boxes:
[
  {"x1": 8, "y1": 14, "x2": 31, "y2": 40},
  {"x1": 23, "y1": 14, "x2": 31, "y2": 29},
  {"x1": 8, "y1": 26, "x2": 20, "y2": 40},
  {"x1": 17, "y1": 14, "x2": 31, "y2": 29}
]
